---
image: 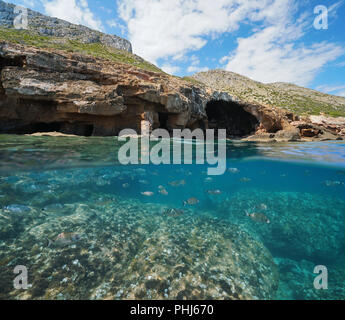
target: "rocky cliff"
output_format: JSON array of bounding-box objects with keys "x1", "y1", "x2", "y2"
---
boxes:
[
  {"x1": 0, "y1": 0, "x2": 132, "y2": 52},
  {"x1": 0, "y1": 40, "x2": 209, "y2": 136},
  {"x1": 0, "y1": 23, "x2": 344, "y2": 141},
  {"x1": 192, "y1": 70, "x2": 345, "y2": 118},
  {"x1": 0, "y1": 38, "x2": 343, "y2": 141}
]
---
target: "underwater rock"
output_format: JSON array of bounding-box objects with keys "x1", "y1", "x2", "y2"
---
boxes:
[
  {"x1": 0, "y1": 191, "x2": 279, "y2": 300},
  {"x1": 274, "y1": 129, "x2": 301, "y2": 142},
  {"x1": 218, "y1": 190, "x2": 345, "y2": 263},
  {"x1": 275, "y1": 257, "x2": 345, "y2": 300},
  {"x1": 119, "y1": 215, "x2": 278, "y2": 300},
  {"x1": 0, "y1": 212, "x2": 16, "y2": 240}
]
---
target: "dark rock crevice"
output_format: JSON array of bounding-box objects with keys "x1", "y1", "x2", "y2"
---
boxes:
[
  {"x1": 0, "y1": 55, "x2": 26, "y2": 72},
  {"x1": 0, "y1": 120, "x2": 95, "y2": 136},
  {"x1": 0, "y1": 55, "x2": 26, "y2": 95},
  {"x1": 206, "y1": 100, "x2": 259, "y2": 137}
]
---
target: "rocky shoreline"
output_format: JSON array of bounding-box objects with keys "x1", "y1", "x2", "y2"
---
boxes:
[
  {"x1": 0, "y1": 0, "x2": 132, "y2": 52},
  {"x1": 0, "y1": 41, "x2": 344, "y2": 142}
]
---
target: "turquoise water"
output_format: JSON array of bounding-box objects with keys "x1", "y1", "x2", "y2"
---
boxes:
[{"x1": 0, "y1": 135, "x2": 344, "y2": 300}]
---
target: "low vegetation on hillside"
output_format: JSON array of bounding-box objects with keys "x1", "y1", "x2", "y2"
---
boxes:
[
  {"x1": 192, "y1": 70, "x2": 345, "y2": 117},
  {"x1": 0, "y1": 27, "x2": 164, "y2": 74}
]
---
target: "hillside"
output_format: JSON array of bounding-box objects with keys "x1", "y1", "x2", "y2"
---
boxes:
[
  {"x1": 191, "y1": 70, "x2": 345, "y2": 117},
  {"x1": 0, "y1": 0, "x2": 132, "y2": 52},
  {"x1": 0, "y1": 27, "x2": 163, "y2": 74},
  {"x1": 0, "y1": 1, "x2": 344, "y2": 140}
]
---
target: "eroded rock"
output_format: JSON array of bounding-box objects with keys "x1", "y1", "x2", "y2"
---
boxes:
[{"x1": 0, "y1": 41, "x2": 342, "y2": 140}]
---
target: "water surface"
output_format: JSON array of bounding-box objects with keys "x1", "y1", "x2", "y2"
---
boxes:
[{"x1": 0, "y1": 135, "x2": 344, "y2": 300}]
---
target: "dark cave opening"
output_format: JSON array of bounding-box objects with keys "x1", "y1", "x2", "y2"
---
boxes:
[
  {"x1": 0, "y1": 122, "x2": 95, "y2": 137},
  {"x1": 206, "y1": 100, "x2": 259, "y2": 137},
  {"x1": 0, "y1": 56, "x2": 25, "y2": 72},
  {"x1": 158, "y1": 112, "x2": 170, "y2": 130},
  {"x1": 0, "y1": 56, "x2": 25, "y2": 95}
]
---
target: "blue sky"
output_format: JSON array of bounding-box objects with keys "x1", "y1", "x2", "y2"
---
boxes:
[{"x1": 7, "y1": 0, "x2": 345, "y2": 96}]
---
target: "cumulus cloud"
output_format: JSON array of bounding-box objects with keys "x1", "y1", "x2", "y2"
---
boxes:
[
  {"x1": 117, "y1": 0, "x2": 278, "y2": 63},
  {"x1": 161, "y1": 64, "x2": 181, "y2": 75},
  {"x1": 187, "y1": 54, "x2": 208, "y2": 73},
  {"x1": 187, "y1": 65, "x2": 209, "y2": 73},
  {"x1": 328, "y1": 0, "x2": 344, "y2": 19},
  {"x1": 21, "y1": 0, "x2": 36, "y2": 7},
  {"x1": 222, "y1": 0, "x2": 344, "y2": 86},
  {"x1": 336, "y1": 90, "x2": 345, "y2": 97},
  {"x1": 118, "y1": 0, "x2": 344, "y2": 85},
  {"x1": 316, "y1": 84, "x2": 345, "y2": 97},
  {"x1": 224, "y1": 26, "x2": 343, "y2": 86},
  {"x1": 42, "y1": 0, "x2": 103, "y2": 31}
]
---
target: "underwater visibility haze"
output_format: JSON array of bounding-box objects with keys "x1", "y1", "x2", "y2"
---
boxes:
[{"x1": 0, "y1": 135, "x2": 344, "y2": 300}]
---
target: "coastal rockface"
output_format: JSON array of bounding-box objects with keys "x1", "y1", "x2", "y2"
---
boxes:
[
  {"x1": 0, "y1": 41, "x2": 343, "y2": 140},
  {"x1": 0, "y1": 0, "x2": 132, "y2": 53}
]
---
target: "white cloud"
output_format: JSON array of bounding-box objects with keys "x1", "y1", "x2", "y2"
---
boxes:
[
  {"x1": 107, "y1": 19, "x2": 118, "y2": 28},
  {"x1": 190, "y1": 55, "x2": 200, "y2": 66},
  {"x1": 161, "y1": 64, "x2": 180, "y2": 75},
  {"x1": 316, "y1": 84, "x2": 345, "y2": 93},
  {"x1": 219, "y1": 56, "x2": 230, "y2": 65},
  {"x1": 187, "y1": 55, "x2": 208, "y2": 73},
  {"x1": 329, "y1": 0, "x2": 344, "y2": 19},
  {"x1": 316, "y1": 84, "x2": 345, "y2": 97},
  {"x1": 42, "y1": 0, "x2": 103, "y2": 31},
  {"x1": 336, "y1": 90, "x2": 345, "y2": 97},
  {"x1": 21, "y1": 0, "x2": 36, "y2": 7},
  {"x1": 222, "y1": 1, "x2": 344, "y2": 86},
  {"x1": 118, "y1": 0, "x2": 279, "y2": 63},
  {"x1": 118, "y1": 0, "x2": 344, "y2": 85},
  {"x1": 187, "y1": 65, "x2": 209, "y2": 73},
  {"x1": 225, "y1": 29, "x2": 343, "y2": 86}
]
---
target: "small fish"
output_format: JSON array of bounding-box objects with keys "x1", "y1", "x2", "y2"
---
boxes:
[
  {"x1": 96, "y1": 178, "x2": 110, "y2": 186},
  {"x1": 4, "y1": 204, "x2": 31, "y2": 214},
  {"x1": 228, "y1": 168, "x2": 240, "y2": 174},
  {"x1": 204, "y1": 177, "x2": 213, "y2": 182},
  {"x1": 122, "y1": 183, "x2": 130, "y2": 189},
  {"x1": 139, "y1": 180, "x2": 149, "y2": 185},
  {"x1": 169, "y1": 180, "x2": 186, "y2": 187},
  {"x1": 163, "y1": 208, "x2": 184, "y2": 217},
  {"x1": 135, "y1": 168, "x2": 146, "y2": 174},
  {"x1": 183, "y1": 198, "x2": 200, "y2": 206},
  {"x1": 259, "y1": 203, "x2": 268, "y2": 211},
  {"x1": 158, "y1": 187, "x2": 169, "y2": 196},
  {"x1": 246, "y1": 212, "x2": 270, "y2": 224},
  {"x1": 240, "y1": 177, "x2": 251, "y2": 183},
  {"x1": 48, "y1": 232, "x2": 81, "y2": 247},
  {"x1": 206, "y1": 190, "x2": 222, "y2": 195},
  {"x1": 324, "y1": 180, "x2": 344, "y2": 187},
  {"x1": 141, "y1": 191, "x2": 154, "y2": 197}
]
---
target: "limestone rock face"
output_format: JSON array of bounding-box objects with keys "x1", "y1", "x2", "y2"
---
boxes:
[
  {"x1": 0, "y1": 0, "x2": 132, "y2": 52},
  {"x1": 309, "y1": 115, "x2": 345, "y2": 136},
  {"x1": 0, "y1": 41, "x2": 342, "y2": 140},
  {"x1": 0, "y1": 41, "x2": 209, "y2": 136},
  {"x1": 274, "y1": 129, "x2": 301, "y2": 142}
]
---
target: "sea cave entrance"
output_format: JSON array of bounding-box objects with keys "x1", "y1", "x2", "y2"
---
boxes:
[
  {"x1": 206, "y1": 100, "x2": 259, "y2": 138},
  {"x1": 1, "y1": 121, "x2": 95, "y2": 137},
  {"x1": 158, "y1": 112, "x2": 170, "y2": 130}
]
